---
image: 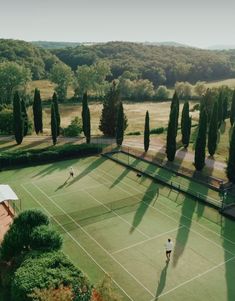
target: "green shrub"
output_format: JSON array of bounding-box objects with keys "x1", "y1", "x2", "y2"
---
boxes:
[
  {"x1": 62, "y1": 117, "x2": 82, "y2": 137},
  {"x1": 0, "y1": 109, "x2": 13, "y2": 134},
  {"x1": 11, "y1": 252, "x2": 92, "y2": 301},
  {"x1": 126, "y1": 131, "x2": 141, "y2": 136},
  {"x1": 0, "y1": 144, "x2": 102, "y2": 169},
  {"x1": 150, "y1": 127, "x2": 164, "y2": 134},
  {"x1": 31, "y1": 225, "x2": 63, "y2": 252}
]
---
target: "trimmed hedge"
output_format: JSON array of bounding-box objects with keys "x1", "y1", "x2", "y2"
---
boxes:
[
  {"x1": 150, "y1": 127, "x2": 165, "y2": 134},
  {"x1": 0, "y1": 144, "x2": 102, "y2": 169}
]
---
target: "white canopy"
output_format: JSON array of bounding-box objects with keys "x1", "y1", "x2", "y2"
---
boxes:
[{"x1": 0, "y1": 185, "x2": 18, "y2": 204}]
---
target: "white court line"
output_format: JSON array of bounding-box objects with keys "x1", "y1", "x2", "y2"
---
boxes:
[
  {"x1": 112, "y1": 226, "x2": 182, "y2": 255},
  {"x1": 84, "y1": 189, "x2": 150, "y2": 239},
  {"x1": 31, "y1": 182, "x2": 155, "y2": 298},
  {"x1": 149, "y1": 255, "x2": 235, "y2": 301},
  {"x1": 21, "y1": 183, "x2": 135, "y2": 301},
  {"x1": 99, "y1": 161, "x2": 235, "y2": 246},
  {"x1": 48, "y1": 182, "x2": 111, "y2": 199},
  {"x1": 95, "y1": 167, "x2": 235, "y2": 256}
]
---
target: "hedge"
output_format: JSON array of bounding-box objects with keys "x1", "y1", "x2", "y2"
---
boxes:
[{"x1": 0, "y1": 144, "x2": 102, "y2": 169}]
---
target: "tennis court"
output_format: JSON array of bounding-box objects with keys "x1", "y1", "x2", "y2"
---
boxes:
[{"x1": 1, "y1": 155, "x2": 235, "y2": 301}]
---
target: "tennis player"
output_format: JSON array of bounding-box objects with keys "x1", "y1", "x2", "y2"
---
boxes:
[
  {"x1": 165, "y1": 238, "x2": 173, "y2": 262},
  {"x1": 69, "y1": 166, "x2": 74, "y2": 179}
]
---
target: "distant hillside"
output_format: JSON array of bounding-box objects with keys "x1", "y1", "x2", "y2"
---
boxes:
[
  {"x1": 208, "y1": 45, "x2": 235, "y2": 50},
  {"x1": 51, "y1": 41, "x2": 235, "y2": 86},
  {"x1": 32, "y1": 41, "x2": 82, "y2": 49},
  {"x1": 143, "y1": 41, "x2": 191, "y2": 48},
  {"x1": 0, "y1": 39, "x2": 60, "y2": 79}
]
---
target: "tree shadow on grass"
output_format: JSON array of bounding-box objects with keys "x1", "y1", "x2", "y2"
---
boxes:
[{"x1": 154, "y1": 262, "x2": 169, "y2": 300}]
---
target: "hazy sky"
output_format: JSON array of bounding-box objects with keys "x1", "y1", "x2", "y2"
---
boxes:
[{"x1": 0, "y1": 0, "x2": 234, "y2": 48}]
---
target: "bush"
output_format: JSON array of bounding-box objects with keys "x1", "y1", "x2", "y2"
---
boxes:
[
  {"x1": 190, "y1": 103, "x2": 200, "y2": 112},
  {"x1": 0, "y1": 144, "x2": 102, "y2": 169},
  {"x1": 31, "y1": 225, "x2": 63, "y2": 252},
  {"x1": 150, "y1": 127, "x2": 164, "y2": 134},
  {"x1": 62, "y1": 117, "x2": 82, "y2": 137},
  {"x1": 0, "y1": 109, "x2": 13, "y2": 134},
  {"x1": 126, "y1": 131, "x2": 141, "y2": 136},
  {"x1": 155, "y1": 85, "x2": 170, "y2": 100},
  {"x1": 11, "y1": 252, "x2": 92, "y2": 301}
]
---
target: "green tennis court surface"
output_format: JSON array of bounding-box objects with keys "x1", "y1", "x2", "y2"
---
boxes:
[{"x1": 1, "y1": 155, "x2": 235, "y2": 301}]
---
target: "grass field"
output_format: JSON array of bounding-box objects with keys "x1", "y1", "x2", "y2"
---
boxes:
[{"x1": 1, "y1": 156, "x2": 235, "y2": 301}]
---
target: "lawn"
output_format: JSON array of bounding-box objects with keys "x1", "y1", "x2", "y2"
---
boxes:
[{"x1": 1, "y1": 156, "x2": 235, "y2": 301}]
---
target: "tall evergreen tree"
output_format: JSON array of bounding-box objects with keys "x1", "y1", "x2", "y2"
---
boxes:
[
  {"x1": 227, "y1": 125, "x2": 235, "y2": 183},
  {"x1": 52, "y1": 92, "x2": 60, "y2": 136},
  {"x1": 51, "y1": 102, "x2": 57, "y2": 145},
  {"x1": 171, "y1": 91, "x2": 179, "y2": 136},
  {"x1": 217, "y1": 91, "x2": 223, "y2": 128},
  {"x1": 21, "y1": 98, "x2": 28, "y2": 136},
  {"x1": 166, "y1": 105, "x2": 177, "y2": 161},
  {"x1": 33, "y1": 88, "x2": 43, "y2": 134},
  {"x1": 13, "y1": 92, "x2": 24, "y2": 145},
  {"x1": 99, "y1": 82, "x2": 127, "y2": 137},
  {"x1": 82, "y1": 92, "x2": 91, "y2": 143},
  {"x1": 223, "y1": 97, "x2": 228, "y2": 121},
  {"x1": 144, "y1": 111, "x2": 150, "y2": 152},
  {"x1": 86, "y1": 105, "x2": 91, "y2": 144},
  {"x1": 194, "y1": 109, "x2": 207, "y2": 171},
  {"x1": 116, "y1": 102, "x2": 125, "y2": 146},
  {"x1": 230, "y1": 90, "x2": 235, "y2": 126},
  {"x1": 208, "y1": 101, "x2": 218, "y2": 157},
  {"x1": 181, "y1": 101, "x2": 191, "y2": 148}
]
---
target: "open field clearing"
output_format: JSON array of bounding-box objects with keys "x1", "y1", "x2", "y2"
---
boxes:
[{"x1": 1, "y1": 156, "x2": 235, "y2": 301}]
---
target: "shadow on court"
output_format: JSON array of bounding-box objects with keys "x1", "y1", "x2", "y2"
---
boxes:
[
  {"x1": 66, "y1": 157, "x2": 105, "y2": 187},
  {"x1": 154, "y1": 262, "x2": 169, "y2": 300}
]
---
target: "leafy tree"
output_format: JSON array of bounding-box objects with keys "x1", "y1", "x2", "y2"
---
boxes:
[
  {"x1": 0, "y1": 61, "x2": 31, "y2": 104},
  {"x1": 208, "y1": 101, "x2": 218, "y2": 157},
  {"x1": 155, "y1": 85, "x2": 170, "y2": 99},
  {"x1": 116, "y1": 102, "x2": 124, "y2": 146},
  {"x1": 217, "y1": 91, "x2": 223, "y2": 127},
  {"x1": 223, "y1": 97, "x2": 228, "y2": 121},
  {"x1": 227, "y1": 125, "x2": 235, "y2": 183},
  {"x1": 194, "y1": 109, "x2": 207, "y2": 171},
  {"x1": 51, "y1": 101, "x2": 57, "y2": 145},
  {"x1": 29, "y1": 285, "x2": 73, "y2": 301},
  {"x1": 82, "y1": 92, "x2": 91, "y2": 143},
  {"x1": 13, "y1": 92, "x2": 24, "y2": 145},
  {"x1": 21, "y1": 98, "x2": 28, "y2": 136},
  {"x1": 175, "y1": 81, "x2": 192, "y2": 99},
  {"x1": 33, "y1": 88, "x2": 43, "y2": 134},
  {"x1": 0, "y1": 210, "x2": 49, "y2": 261},
  {"x1": 0, "y1": 109, "x2": 13, "y2": 134},
  {"x1": 52, "y1": 92, "x2": 60, "y2": 136},
  {"x1": 166, "y1": 105, "x2": 177, "y2": 161},
  {"x1": 63, "y1": 117, "x2": 82, "y2": 137},
  {"x1": 49, "y1": 63, "x2": 73, "y2": 101},
  {"x1": 144, "y1": 111, "x2": 150, "y2": 152},
  {"x1": 181, "y1": 101, "x2": 191, "y2": 148},
  {"x1": 230, "y1": 90, "x2": 235, "y2": 126},
  {"x1": 194, "y1": 81, "x2": 206, "y2": 98},
  {"x1": 99, "y1": 82, "x2": 127, "y2": 137},
  {"x1": 31, "y1": 225, "x2": 63, "y2": 252}
]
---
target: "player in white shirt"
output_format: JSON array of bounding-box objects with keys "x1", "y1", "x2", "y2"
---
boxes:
[
  {"x1": 165, "y1": 238, "x2": 173, "y2": 262},
  {"x1": 69, "y1": 166, "x2": 74, "y2": 179}
]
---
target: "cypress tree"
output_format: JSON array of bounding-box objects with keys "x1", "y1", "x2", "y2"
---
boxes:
[
  {"x1": 230, "y1": 90, "x2": 235, "y2": 126},
  {"x1": 208, "y1": 101, "x2": 218, "y2": 157},
  {"x1": 166, "y1": 105, "x2": 177, "y2": 161},
  {"x1": 217, "y1": 91, "x2": 223, "y2": 128},
  {"x1": 223, "y1": 97, "x2": 228, "y2": 121},
  {"x1": 82, "y1": 92, "x2": 91, "y2": 143},
  {"x1": 99, "y1": 82, "x2": 127, "y2": 137},
  {"x1": 33, "y1": 88, "x2": 43, "y2": 134},
  {"x1": 181, "y1": 101, "x2": 191, "y2": 148},
  {"x1": 116, "y1": 102, "x2": 124, "y2": 146},
  {"x1": 171, "y1": 91, "x2": 179, "y2": 136},
  {"x1": 144, "y1": 111, "x2": 150, "y2": 152},
  {"x1": 52, "y1": 92, "x2": 60, "y2": 136},
  {"x1": 21, "y1": 98, "x2": 28, "y2": 136},
  {"x1": 13, "y1": 92, "x2": 24, "y2": 145},
  {"x1": 51, "y1": 102, "x2": 57, "y2": 145},
  {"x1": 227, "y1": 125, "x2": 235, "y2": 183},
  {"x1": 194, "y1": 109, "x2": 207, "y2": 171},
  {"x1": 86, "y1": 105, "x2": 91, "y2": 144}
]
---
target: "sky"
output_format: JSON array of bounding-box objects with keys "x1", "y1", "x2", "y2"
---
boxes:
[{"x1": 0, "y1": 0, "x2": 235, "y2": 48}]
